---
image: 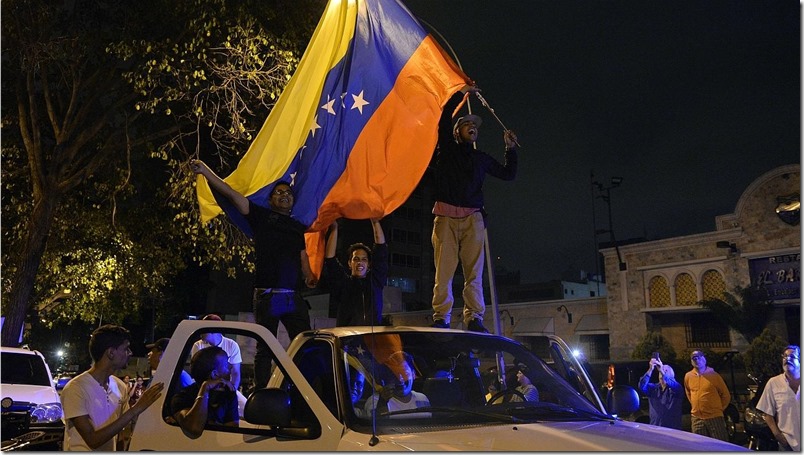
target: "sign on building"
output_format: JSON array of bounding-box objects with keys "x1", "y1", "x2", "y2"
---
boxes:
[{"x1": 749, "y1": 254, "x2": 800, "y2": 301}]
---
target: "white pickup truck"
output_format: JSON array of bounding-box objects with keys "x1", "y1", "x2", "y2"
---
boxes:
[{"x1": 129, "y1": 320, "x2": 746, "y2": 451}]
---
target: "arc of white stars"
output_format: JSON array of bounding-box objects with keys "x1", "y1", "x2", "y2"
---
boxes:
[{"x1": 351, "y1": 90, "x2": 370, "y2": 115}]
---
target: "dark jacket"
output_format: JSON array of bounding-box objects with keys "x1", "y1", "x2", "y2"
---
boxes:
[
  {"x1": 324, "y1": 243, "x2": 388, "y2": 326},
  {"x1": 431, "y1": 92, "x2": 518, "y2": 209},
  {"x1": 639, "y1": 373, "x2": 683, "y2": 430}
]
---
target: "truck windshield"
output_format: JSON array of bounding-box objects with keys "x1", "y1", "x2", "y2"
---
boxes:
[{"x1": 339, "y1": 331, "x2": 608, "y2": 429}]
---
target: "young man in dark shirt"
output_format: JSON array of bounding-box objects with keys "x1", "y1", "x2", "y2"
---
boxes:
[
  {"x1": 323, "y1": 218, "x2": 387, "y2": 326},
  {"x1": 429, "y1": 84, "x2": 519, "y2": 332},
  {"x1": 191, "y1": 160, "x2": 316, "y2": 388}
]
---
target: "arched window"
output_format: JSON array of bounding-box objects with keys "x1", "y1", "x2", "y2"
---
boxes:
[
  {"x1": 675, "y1": 273, "x2": 697, "y2": 306},
  {"x1": 702, "y1": 269, "x2": 726, "y2": 301},
  {"x1": 649, "y1": 276, "x2": 670, "y2": 308}
]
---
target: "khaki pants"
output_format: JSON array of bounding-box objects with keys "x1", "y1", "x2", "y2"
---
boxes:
[{"x1": 431, "y1": 212, "x2": 485, "y2": 325}]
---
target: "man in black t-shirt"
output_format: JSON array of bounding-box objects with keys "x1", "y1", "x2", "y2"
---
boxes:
[{"x1": 191, "y1": 160, "x2": 316, "y2": 388}]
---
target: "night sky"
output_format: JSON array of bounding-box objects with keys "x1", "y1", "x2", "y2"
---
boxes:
[{"x1": 402, "y1": 0, "x2": 800, "y2": 283}]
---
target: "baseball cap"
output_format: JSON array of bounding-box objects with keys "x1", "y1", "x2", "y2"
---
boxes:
[
  {"x1": 453, "y1": 114, "x2": 482, "y2": 133},
  {"x1": 146, "y1": 338, "x2": 170, "y2": 352},
  {"x1": 202, "y1": 314, "x2": 222, "y2": 321}
]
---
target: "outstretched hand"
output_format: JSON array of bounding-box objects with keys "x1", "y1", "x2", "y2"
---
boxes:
[
  {"x1": 133, "y1": 382, "x2": 164, "y2": 415},
  {"x1": 189, "y1": 159, "x2": 210, "y2": 176},
  {"x1": 462, "y1": 83, "x2": 480, "y2": 94},
  {"x1": 504, "y1": 130, "x2": 518, "y2": 149}
]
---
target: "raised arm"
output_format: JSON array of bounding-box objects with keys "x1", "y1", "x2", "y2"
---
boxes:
[
  {"x1": 370, "y1": 218, "x2": 385, "y2": 245},
  {"x1": 301, "y1": 249, "x2": 318, "y2": 288},
  {"x1": 190, "y1": 159, "x2": 249, "y2": 215},
  {"x1": 174, "y1": 379, "x2": 232, "y2": 439},
  {"x1": 325, "y1": 221, "x2": 339, "y2": 259},
  {"x1": 437, "y1": 83, "x2": 477, "y2": 148}
]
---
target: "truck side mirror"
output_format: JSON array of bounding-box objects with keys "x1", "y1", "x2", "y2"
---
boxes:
[
  {"x1": 607, "y1": 385, "x2": 639, "y2": 417},
  {"x1": 244, "y1": 388, "x2": 291, "y2": 426}
]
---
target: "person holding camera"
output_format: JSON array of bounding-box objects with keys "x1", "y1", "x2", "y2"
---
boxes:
[
  {"x1": 171, "y1": 346, "x2": 239, "y2": 438},
  {"x1": 756, "y1": 345, "x2": 800, "y2": 451},
  {"x1": 638, "y1": 354, "x2": 683, "y2": 429}
]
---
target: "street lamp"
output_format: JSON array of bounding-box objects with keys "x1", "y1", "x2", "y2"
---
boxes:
[
  {"x1": 557, "y1": 304, "x2": 573, "y2": 324},
  {"x1": 591, "y1": 173, "x2": 627, "y2": 272}
]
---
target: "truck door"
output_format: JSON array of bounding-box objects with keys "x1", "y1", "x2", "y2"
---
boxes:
[{"x1": 129, "y1": 320, "x2": 343, "y2": 451}]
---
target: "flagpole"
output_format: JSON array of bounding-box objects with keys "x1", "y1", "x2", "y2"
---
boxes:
[{"x1": 417, "y1": 17, "x2": 502, "y2": 337}]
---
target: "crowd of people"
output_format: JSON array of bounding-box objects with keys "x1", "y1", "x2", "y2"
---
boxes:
[
  {"x1": 636, "y1": 348, "x2": 800, "y2": 451},
  {"x1": 58, "y1": 324, "x2": 800, "y2": 450},
  {"x1": 55, "y1": 82, "x2": 798, "y2": 451}
]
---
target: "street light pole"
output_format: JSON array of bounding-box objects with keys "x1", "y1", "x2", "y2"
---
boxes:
[
  {"x1": 590, "y1": 172, "x2": 601, "y2": 296},
  {"x1": 592, "y1": 176, "x2": 627, "y2": 272}
]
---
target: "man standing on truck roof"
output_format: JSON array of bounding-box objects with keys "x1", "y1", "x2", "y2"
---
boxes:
[
  {"x1": 428, "y1": 84, "x2": 518, "y2": 333},
  {"x1": 323, "y1": 218, "x2": 388, "y2": 327},
  {"x1": 191, "y1": 160, "x2": 316, "y2": 389}
]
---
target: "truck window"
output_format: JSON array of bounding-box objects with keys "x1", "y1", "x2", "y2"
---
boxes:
[
  {"x1": 160, "y1": 328, "x2": 306, "y2": 438},
  {"x1": 290, "y1": 340, "x2": 338, "y2": 417}
]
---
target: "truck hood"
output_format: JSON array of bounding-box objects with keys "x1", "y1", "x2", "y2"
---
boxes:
[{"x1": 342, "y1": 420, "x2": 746, "y2": 451}]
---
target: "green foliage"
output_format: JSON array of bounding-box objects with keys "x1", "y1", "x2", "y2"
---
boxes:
[
  {"x1": 106, "y1": 0, "x2": 323, "y2": 276},
  {"x1": 743, "y1": 328, "x2": 788, "y2": 384},
  {"x1": 697, "y1": 286, "x2": 773, "y2": 343},
  {"x1": 1, "y1": 0, "x2": 323, "y2": 344},
  {"x1": 631, "y1": 332, "x2": 678, "y2": 364}
]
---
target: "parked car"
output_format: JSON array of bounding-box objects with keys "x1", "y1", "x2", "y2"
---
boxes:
[
  {"x1": 0, "y1": 346, "x2": 64, "y2": 451},
  {"x1": 54, "y1": 372, "x2": 77, "y2": 392},
  {"x1": 128, "y1": 320, "x2": 747, "y2": 451}
]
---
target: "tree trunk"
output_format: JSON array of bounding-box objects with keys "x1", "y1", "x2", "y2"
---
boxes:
[{"x1": 1, "y1": 193, "x2": 60, "y2": 347}]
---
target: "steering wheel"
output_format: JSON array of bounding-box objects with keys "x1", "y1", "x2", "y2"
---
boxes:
[{"x1": 486, "y1": 388, "x2": 526, "y2": 405}]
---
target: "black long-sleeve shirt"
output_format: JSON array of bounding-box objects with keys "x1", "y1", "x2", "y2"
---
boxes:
[
  {"x1": 324, "y1": 243, "x2": 388, "y2": 326},
  {"x1": 431, "y1": 92, "x2": 518, "y2": 209}
]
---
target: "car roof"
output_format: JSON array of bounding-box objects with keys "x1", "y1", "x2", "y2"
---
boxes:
[{"x1": 299, "y1": 325, "x2": 491, "y2": 337}]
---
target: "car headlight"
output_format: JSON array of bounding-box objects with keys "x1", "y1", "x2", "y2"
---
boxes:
[{"x1": 30, "y1": 402, "x2": 63, "y2": 423}]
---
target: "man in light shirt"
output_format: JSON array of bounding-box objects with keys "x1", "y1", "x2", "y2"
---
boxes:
[
  {"x1": 61, "y1": 324, "x2": 163, "y2": 450},
  {"x1": 757, "y1": 345, "x2": 801, "y2": 451}
]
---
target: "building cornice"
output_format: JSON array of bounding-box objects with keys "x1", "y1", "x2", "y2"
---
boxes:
[{"x1": 600, "y1": 227, "x2": 743, "y2": 257}]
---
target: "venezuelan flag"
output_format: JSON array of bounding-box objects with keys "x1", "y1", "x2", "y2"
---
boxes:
[{"x1": 196, "y1": 0, "x2": 468, "y2": 277}]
